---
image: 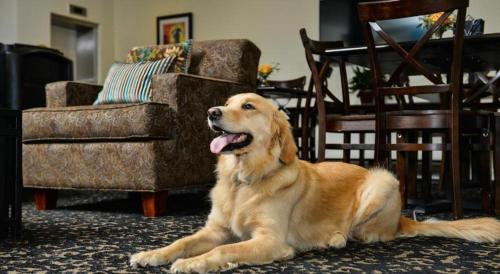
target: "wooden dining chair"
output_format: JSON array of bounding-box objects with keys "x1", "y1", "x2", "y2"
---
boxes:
[
  {"x1": 266, "y1": 76, "x2": 312, "y2": 159},
  {"x1": 464, "y1": 71, "x2": 500, "y2": 112},
  {"x1": 300, "y1": 28, "x2": 375, "y2": 164},
  {"x1": 358, "y1": 0, "x2": 493, "y2": 219},
  {"x1": 300, "y1": 61, "x2": 334, "y2": 162}
]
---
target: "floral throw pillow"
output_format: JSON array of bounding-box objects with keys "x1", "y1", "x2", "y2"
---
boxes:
[{"x1": 125, "y1": 39, "x2": 192, "y2": 73}]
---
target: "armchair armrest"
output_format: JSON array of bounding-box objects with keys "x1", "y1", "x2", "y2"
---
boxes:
[
  {"x1": 46, "y1": 81, "x2": 102, "y2": 108},
  {"x1": 150, "y1": 73, "x2": 251, "y2": 109}
]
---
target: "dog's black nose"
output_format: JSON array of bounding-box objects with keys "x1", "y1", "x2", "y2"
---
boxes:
[{"x1": 208, "y1": 107, "x2": 222, "y2": 121}]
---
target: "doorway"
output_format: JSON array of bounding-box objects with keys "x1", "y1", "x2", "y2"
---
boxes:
[{"x1": 51, "y1": 14, "x2": 98, "y2": 83}]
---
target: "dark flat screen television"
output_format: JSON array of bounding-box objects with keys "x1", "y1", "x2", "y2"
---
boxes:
[{"x1": 320, "y1": 0, "x2": 425, "y2": 46}]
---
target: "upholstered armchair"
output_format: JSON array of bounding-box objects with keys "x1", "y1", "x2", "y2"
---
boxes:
[{"x1": 22, "y1": 39, "x2": 260, "y2": 216}]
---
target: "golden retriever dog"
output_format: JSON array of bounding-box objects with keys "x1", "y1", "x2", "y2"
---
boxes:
[{"x1": 130, "y1": 93, "x2": 500, "y2": 273}]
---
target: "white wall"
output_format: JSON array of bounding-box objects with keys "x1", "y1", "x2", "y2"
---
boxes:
[
  {"x1": 2, "y1": 0, "x2": 497, "y2": 86},
  {"x1": 51, "y1": 25, "x2": 77, "y2": 71},
  {"x1": 0, "y1": 0, "x2": 18, "y2": 43},
  {"x1": 0, "y1": 0, "x2": 115, "y2": 83},
  {"x1": 113, "y1": 0, "x2": 320, "y2": 81},
  {"x1": 469, "y1": 0, "x2": 500, "y2": 34}
]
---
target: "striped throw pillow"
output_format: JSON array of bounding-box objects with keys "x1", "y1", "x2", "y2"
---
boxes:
[{"x1": 94, "y1": 56, "x2": 176, "y2": 105}]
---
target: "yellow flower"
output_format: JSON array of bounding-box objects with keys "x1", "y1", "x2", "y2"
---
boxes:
[
  {"x1": 444, "y1": 14, "x2": 456, "y2": 25},
  {"x1": 419, "y1": 12, "x2": 456, "y2": 36},
  {"x1": 429, "y1": 12, "x2": 443, "y2": 23},
  {"x1": 259, "y1": 64, "x2": 273, "y2": 75}
]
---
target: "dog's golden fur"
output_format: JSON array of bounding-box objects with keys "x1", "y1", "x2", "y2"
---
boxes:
[{"x1": 130, "y1": 93, "x2": 500, "y2": 273}]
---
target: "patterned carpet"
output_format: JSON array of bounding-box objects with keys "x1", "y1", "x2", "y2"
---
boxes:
[{"x1": 1, "y1": 190, "x2": 499, "y2": 273}]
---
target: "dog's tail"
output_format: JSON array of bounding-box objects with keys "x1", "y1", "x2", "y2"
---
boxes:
[{"x1": 397, "y1": 215, "x2": 500, "y2": 243}]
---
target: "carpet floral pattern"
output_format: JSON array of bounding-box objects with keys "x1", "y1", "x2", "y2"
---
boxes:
[{"x1": 1, "y1": 191, "x2": 498, "y2": 273}]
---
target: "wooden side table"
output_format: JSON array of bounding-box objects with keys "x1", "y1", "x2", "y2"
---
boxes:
[{"x1": 0, "y1": 109, "x2": 22, "y2": 238}]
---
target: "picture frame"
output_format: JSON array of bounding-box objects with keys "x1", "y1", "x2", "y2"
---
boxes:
[{"x1": 156, "y1": 12, "x2": 193, "y2": 45}]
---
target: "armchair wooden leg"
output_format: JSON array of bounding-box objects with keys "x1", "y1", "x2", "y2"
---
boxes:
[
  {"x1": 141, "y1": 191, "x2": 168, "y2": 217},
  {"x1": 33, "y1": 189, "x2": 58, "y2": 210}
]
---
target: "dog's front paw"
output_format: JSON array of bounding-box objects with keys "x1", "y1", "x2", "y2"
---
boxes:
[
  {"x1": 130, "y1": 250, "x2": 169, "y2": 268},
  {"x1": 328, "y1": 233, "x2": 347, "y2": 249},
  {"x1": 170, "y1": 257, "x2": 239, "y2": 273},
  {"x1": 171, "y1": 257, "x2": 211, "y2": 273}
]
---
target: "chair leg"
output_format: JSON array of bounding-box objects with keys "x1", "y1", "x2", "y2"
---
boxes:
[
  {"x1": 359, "y1": 133, "x2": 366, "y2": 167},
  {"x1": 33, "y1": 189, "x2": 58, "y2": 210},
  {"x1": 343, "y1": 133, "x2": 351, "y2": 163},
  {"x1": 438, "y1": 134, "x2": 450, "y2": 193},
  {"x1": 301, "y1": 88, "x2": 312, "y2": 161},
  {"x1": 479, "y1": 132, "x2": 491, "y2": 213},
  {"x1": 396, "y1": 132, "x2": 407, "y2": 209},
  {"x1": 422, "y1": 132, "x2": 432, "y2": 201},
  {"x1": 407, "y1": 133, "x2": 418, "y2": 200},
  {"x1": 318, "y1": 122, "x2": 326, "y2": 162},
  {"x1": 141, "y1": 191, "x2": 168, "y2": 217},
  {"x1": 451, "y1": 128, "x2": 463, "y2": 219},
  {"x1": 310, "y1": 119, "x2": 316, "y2": 162}
]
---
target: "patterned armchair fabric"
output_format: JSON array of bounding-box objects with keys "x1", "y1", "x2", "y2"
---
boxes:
[
  {"x1": 46, "y1": 81, "x2": 102, "y2": 108},
  {"x1": 23, "y1": 39, "x2": 261, "y2": 192},
  {"x1": 189, "y1": 39, "x2": 260, "y2": 86},
  {"x1": 23, "y1": 103, "x2": 176, "y2": 142}
]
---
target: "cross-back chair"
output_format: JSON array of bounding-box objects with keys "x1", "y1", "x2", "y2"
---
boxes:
[
  {"x1": 300, "y1": 28, "x2": 375, "y2": 165},
  {"x1": 358, "y1": 0, "x2": 493, "y2": 219},
  {"x1": 464, "y1": 70, "x2": 500, "y2": 111}
]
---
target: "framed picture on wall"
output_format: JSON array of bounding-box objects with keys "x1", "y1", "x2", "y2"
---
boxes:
[{"x1": 156, "y1": 13, "x2": 192, "y2": 44}]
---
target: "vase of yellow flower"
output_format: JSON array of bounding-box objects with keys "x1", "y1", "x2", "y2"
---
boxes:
[
  {"x1": 418, "y1": 12, "x2": 456, "y2": 39},
  {"x1": 257, "y1": 63, "x2": 280, "y2": 86}
]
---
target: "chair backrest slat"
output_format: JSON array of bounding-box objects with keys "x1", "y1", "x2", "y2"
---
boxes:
[
  {"x1": 267, "y1": 76, "x2": 306, "y2": 90},
  {"x1": 380, "y1": 85, "x2": 451, "y2": 97}
]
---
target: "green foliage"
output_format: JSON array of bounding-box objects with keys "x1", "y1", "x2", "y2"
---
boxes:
[
  {"x1": 349, "y1": 67, "x2": 389, "y2": 98},
  {"x1": 349, "y1": 67, "x2": 373, "y2": 93}
]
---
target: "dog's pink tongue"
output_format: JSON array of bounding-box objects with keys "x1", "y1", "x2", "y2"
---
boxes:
[{"x1": 210, "y1": 134, "x2": 239, "y2": 154}]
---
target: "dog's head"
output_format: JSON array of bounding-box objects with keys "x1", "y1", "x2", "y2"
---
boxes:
[{"x1": 207, "y1": 93, "x2": 297, "y2": 164}]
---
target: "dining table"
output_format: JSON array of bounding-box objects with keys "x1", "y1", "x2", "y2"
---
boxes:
[
  {"x1": 325, "y1": 33, "x2": 500, "y2": 73},
  {"x1": 324, "y1": 33, "x2": 500, "y2": 108}
]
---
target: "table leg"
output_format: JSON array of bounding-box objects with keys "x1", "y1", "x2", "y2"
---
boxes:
[
  {"x1": 0, "y1": 137, "x2": 6, "y2": 238},
  {"x1": 13, "y1": 116, "x2": 22, "y2": 237},
  {"x1": 495, "y1": 116, "x2": 500, "y2": 215}
]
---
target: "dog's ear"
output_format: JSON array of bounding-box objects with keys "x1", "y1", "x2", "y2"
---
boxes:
[{"x1": 271, "y1": 111, "x2": 297, "y2": 165}]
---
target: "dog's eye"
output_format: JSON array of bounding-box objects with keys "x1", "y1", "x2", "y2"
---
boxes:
[{"x1": 242, "y1": 103, "x2": 255, "y2": 110}]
